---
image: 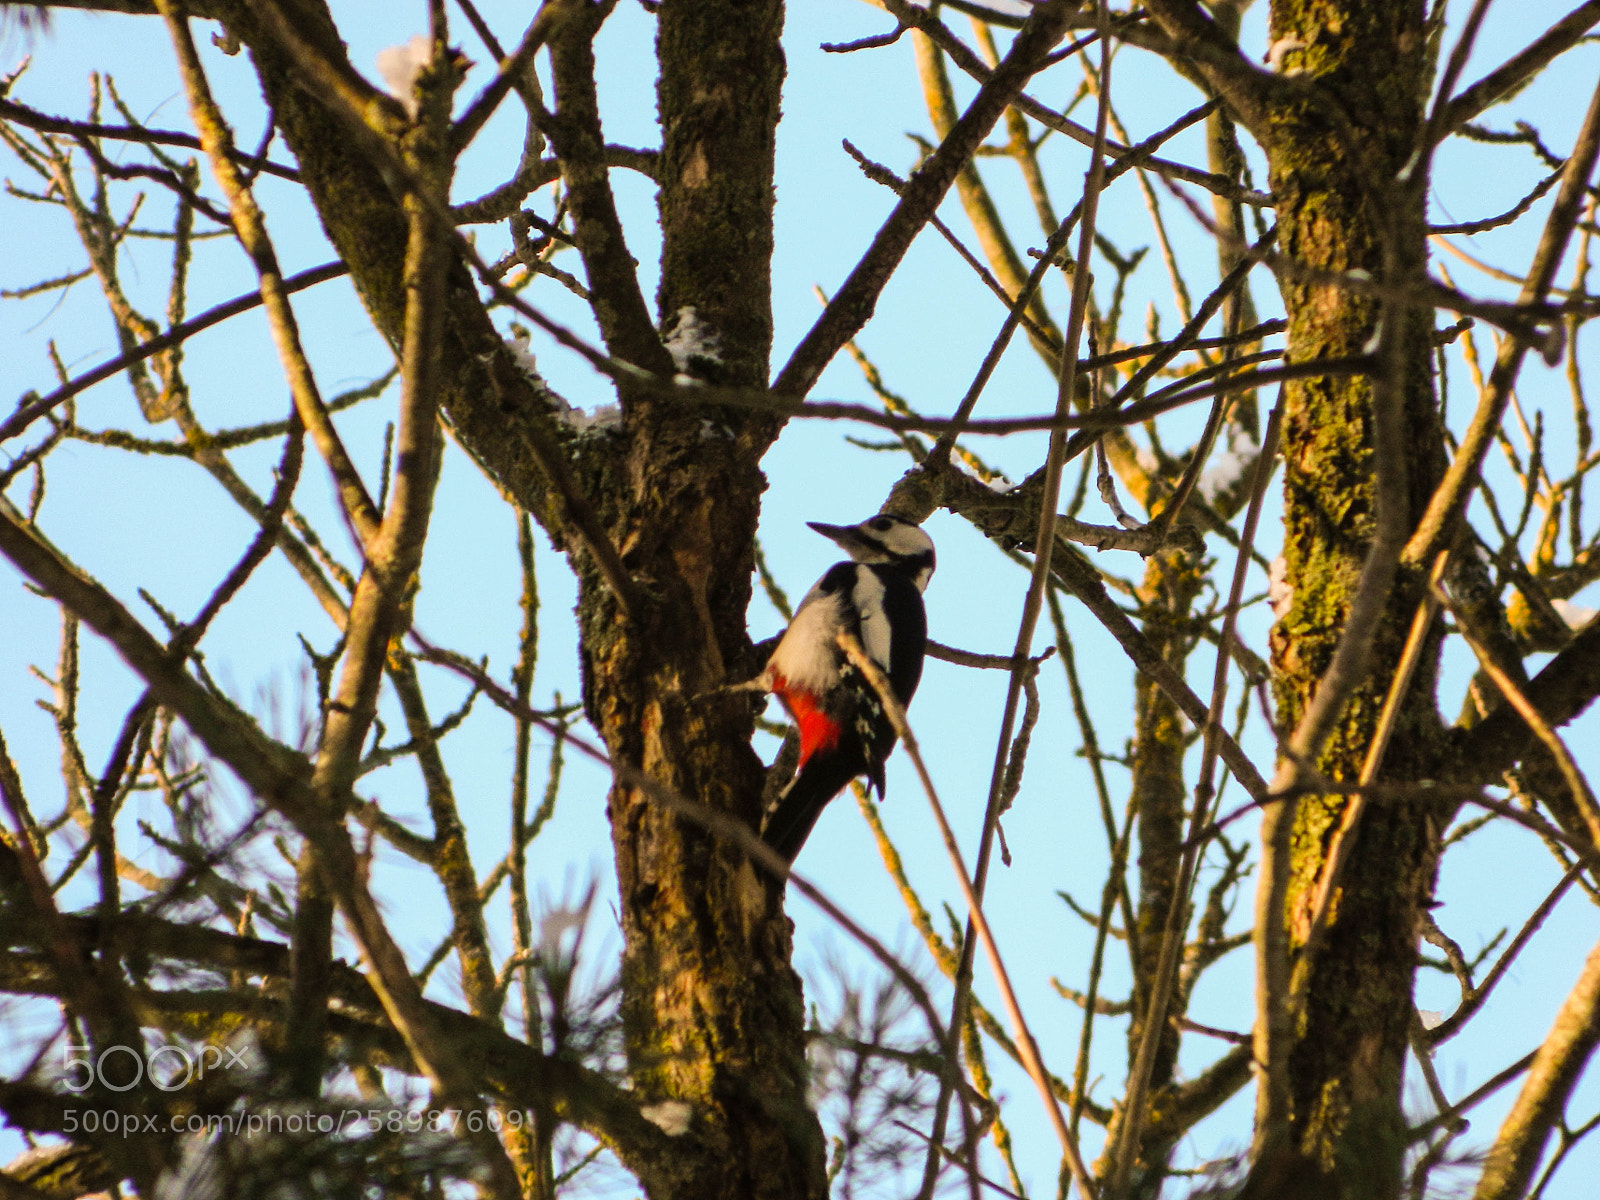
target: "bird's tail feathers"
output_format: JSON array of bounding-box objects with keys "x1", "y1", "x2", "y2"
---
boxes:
[
  {"x1": 865, "y1": 758, "x2": 887, "y2": 801},
  {"x1": 760, "y1": 757, "x2": 859, "y2": 864}
]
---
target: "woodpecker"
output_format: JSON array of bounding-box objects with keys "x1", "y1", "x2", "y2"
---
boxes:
[{"x1": 758, "y1": 514, "x2": 936, "y2": 863}]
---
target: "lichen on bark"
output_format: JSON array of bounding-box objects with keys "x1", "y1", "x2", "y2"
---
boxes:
[{"x1": 1253, "y1": 0, "x2": 1453, "y2": 1190}]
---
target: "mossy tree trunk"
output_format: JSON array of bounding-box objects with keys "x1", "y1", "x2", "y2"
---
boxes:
[
  {"x1": 3, "y1": 1, "x2": 1079, "y2": 1195},
  {"x1": 580, "y1": 3, "x2": 827, "y2": 1197},
  {"x1": 1139, "y1": 1, "x2": 1451, "y2": 1195},
  {"x1": 219, "y1": 0, "x2": 819, "y2": 1196},
  {"x1": 1110, "y1": 547, "x2": 1205, "y2": 1193},
  {"x1": 1254, "y1": 4, "x2": 1459, "y2": 1196},
  {"x1": 1252, "y1": 2, "x2": 1448, "y2": 1194},
  {"x1": 18, "y1": 0, "x2": 1600, "y2": 1197}
]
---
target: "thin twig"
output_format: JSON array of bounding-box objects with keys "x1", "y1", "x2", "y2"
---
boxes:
[
  {"x1": 1428, "y1": 861, "x2": 1583, "y2": 1047},
  {"x1": 1407, "y1": 78, "x2": 1600, "y2": 567},
  {"x1": 1114, "y1": 403, "x2": 1281, "y2": 1188},
  {"x1": 836, "y1": 630, "x2": 1098, "y2": 1200},
  {"x1": 775, "y1": 0, "x2": 1080, "y2": 399},
  {"x1": 0, "y1": 94, "x2": 300, "y2": 179},
  {"x1": 920, "y1": 9, "x2": 1116, "y2": 1193}
]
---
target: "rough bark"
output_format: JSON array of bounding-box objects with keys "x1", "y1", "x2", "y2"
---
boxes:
[
  {"x1": 1247, "y1": 2, "x2": 1450, "y2": 1194},
  {"x1": 221, "y1": 1, "x2": 818, "y2": 1195},
  {"x1": 17, "y1": 2, "x2": 1600, "y2": 1197},
  {"x1": 1103, "y1": 546, "x2": 1203, "y2": 1196}
]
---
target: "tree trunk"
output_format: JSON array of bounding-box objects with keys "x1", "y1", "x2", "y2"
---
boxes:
[
  {"x1": 1250, "y1": 1, "x2": 1450, "y2": 1194},
  {"x1": 230, "y1": 1, "x2": 822, "y2": 1196}
]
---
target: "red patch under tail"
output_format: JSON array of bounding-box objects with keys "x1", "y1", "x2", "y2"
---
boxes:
[{"x1": 769, "y1": 671, "x2": 841, "y2": 769}]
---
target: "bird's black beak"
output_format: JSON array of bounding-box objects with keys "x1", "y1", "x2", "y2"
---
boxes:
[{"x1": 807, "y1": 520, "x2": 872, "y2": 555}]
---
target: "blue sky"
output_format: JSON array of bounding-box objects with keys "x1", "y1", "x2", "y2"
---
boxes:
[{"x1": 4, "y1": 1, "x2": 1600, "y2": 1195}]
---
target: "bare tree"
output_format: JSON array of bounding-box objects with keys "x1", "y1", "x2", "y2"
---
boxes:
[{"x1": 4, "y1": 1, "x2": 1600, "y2": 1199}]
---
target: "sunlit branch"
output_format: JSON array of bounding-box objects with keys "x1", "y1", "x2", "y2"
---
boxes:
[
  {"x1": 775, "y1": 0, "x2": 1079, "y2": 400},
  {"x1": 907, "y1": 31, "x2": 1063, "y2": 370},
  {"x1": 227, "y1": 0, "x2": 646, "y2": 617},
  {"x1": 918, "y1": 12, "x2": 1118, "y2": 1187},
  {"x1": 1473, "y1": 933, "x2": 1600, "y2": 1200},
  {"x1": 1406, "y1": 78, "x2": 1600, "y2": 567},
  {"x1": 878, "y1": 0, "x2": 1271, "y2": 204},
  {"x1": 835, "y1": 629, "x2": 1099, "y2": 1200},
  {"x1": 151, "y1": 10, "x2": 520, "y2": 1190},
  {"x1": 171, "y1": 53, "x2": 381, "y2": 541}
]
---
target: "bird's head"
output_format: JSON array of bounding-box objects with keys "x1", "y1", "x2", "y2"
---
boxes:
[{"x1": 807, "y1": 514, "x2": 936, "y2": 592}]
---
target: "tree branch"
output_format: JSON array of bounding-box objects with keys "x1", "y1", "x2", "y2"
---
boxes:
[
  {"x1": 1138, "y1": 0, "x2": 1277, "y2": 132},
  {"x1": 1405, "y1": 77, "x2": 1600, "y2": 567},
  {"x1": 836, "y1": 629, "x2": 1099, "y2": 1200},
  {"x1": 914, "y1": 460, "x2": 1272, "y2": 803},
  {"x1": 878, "y1": 0, "x2": 1269, "y2": 205},
  {"x1": 1442, "y1": 1, "x2": 1600, "y2": 134},
  {"x1": 774, "y1": 0, "x2": 1078, "y2": 398},
  {"x1": 0, "y1": 897, "x2": 678, "y2": 1170},
  {"x1": 1472, "y1": 933, "x2": 1600, "y2": 1200},
  {"x1": 540, "y1": 0, "x2": 674, "y2": 377},
  {"x1": 0, "y1": 95, "x2": 298, "y2": 179},
  {"x1": 1455, "y1": 614, "x2": 1600, "y2": 781},
  {"x1": 0, "y1": 262, "x2": 347, "y2": 446}
]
